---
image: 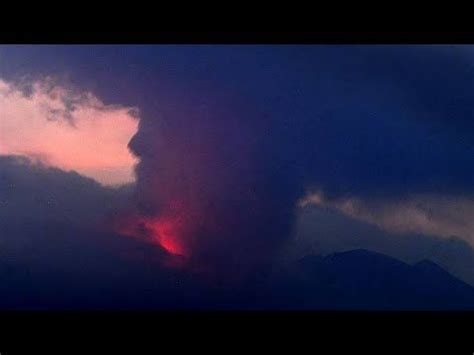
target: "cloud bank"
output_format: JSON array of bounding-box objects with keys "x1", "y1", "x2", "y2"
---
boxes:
[
  {"x1": 300, "y1": 191, "x2": 474, "y2": 245},
  {"x1": 0, "y1": 77, "x2": 138, "y2": 186}
]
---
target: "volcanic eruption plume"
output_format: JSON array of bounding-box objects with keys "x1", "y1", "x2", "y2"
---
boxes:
[
  {"x1": 112, "y1": 46, "x2": 474, "y2": 279},
  {"x1": 115, "y1": 91, "x2": 304, "y2": 278}
]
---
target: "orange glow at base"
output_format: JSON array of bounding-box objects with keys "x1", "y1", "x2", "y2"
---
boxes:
[
  {"x1": 144, "y1": 218, "x2": 185, "y2": 256},
  {"x1": 115, "y1": 213, "x2": 188, "y2": 258}
]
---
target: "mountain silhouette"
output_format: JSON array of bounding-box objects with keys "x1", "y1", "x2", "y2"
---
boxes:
[
  {"x1": 262, "y1": 249, "x2": 474, "y2": 310},
  {"x1": 1, "y1": 248, "x2": 474, "y2": 310}
]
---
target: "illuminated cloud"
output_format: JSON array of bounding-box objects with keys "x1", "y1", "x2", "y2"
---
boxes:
[
  {"x1": 299, "y1": 191, "x2": 474, "y2": 245},
  {"x1": 0, "y1": 77, "x2": 139, "y2": 186}
]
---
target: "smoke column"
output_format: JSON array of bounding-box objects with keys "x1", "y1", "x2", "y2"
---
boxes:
[
  {"x1": 114, "y1": 46, "x2": 474, "y2": 279},
  {"x1": 115, "y1": 87, "x2": 304, "y2": 278}
]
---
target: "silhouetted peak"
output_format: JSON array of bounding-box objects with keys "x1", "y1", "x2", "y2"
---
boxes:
[
  {"x1": 331, "y1": 249, "x2": 382, "y2": 258},
  {"x1": 414, "y1": 259, "x2": 455, "y2": 279},
  {"x1": 298, "y1": 254, "x2": 323, "y2": 266},
  {"x1": 325, "y1": 249, "x2": 407, "y2": 268}
]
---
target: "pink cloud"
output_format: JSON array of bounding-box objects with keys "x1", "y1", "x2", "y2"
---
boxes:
[{"x1": 0, "y1": 78, "x2": 138, "y2": 186}]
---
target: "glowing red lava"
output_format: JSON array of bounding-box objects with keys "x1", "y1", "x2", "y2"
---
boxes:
[
  {"x1": 142, "y1": 218, "x2": 185, "y2": 256},
  {"x1": 115, "y1": 213, "x2": 187, "y2": 258}
]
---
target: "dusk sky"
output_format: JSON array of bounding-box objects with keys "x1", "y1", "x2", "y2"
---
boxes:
[{"x1": 2, "y1": 45, "x2": 474, "y2": 309}]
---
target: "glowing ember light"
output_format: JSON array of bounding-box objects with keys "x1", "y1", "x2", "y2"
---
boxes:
[
  {"x1": 144, "y1": 218, "x2": 185, "y2": 256},
  {"x1": 115, "y1": 213, "x2": 187, "y2": 258}
]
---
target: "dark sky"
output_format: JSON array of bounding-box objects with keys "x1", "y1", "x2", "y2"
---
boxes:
[{"x1": 2, "y1": 45, "x2": 474, "y2": 308}]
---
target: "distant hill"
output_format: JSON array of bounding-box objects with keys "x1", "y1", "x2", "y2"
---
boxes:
[{"x1": 261, "y1": 249, "x2": 474, "y2": 310}]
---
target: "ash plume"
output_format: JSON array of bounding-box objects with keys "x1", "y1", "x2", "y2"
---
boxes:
[{"x1": 115, "y1": 46, "x2": 474, "y2": 278}]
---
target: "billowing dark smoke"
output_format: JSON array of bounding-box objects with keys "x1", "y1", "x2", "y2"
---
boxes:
[
  {"x1": 124, "y1": 91, "x2": 304, "y2": 277},
  {"x1": 115, "y1": 46, "x2": 474, "y2": 278}
]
